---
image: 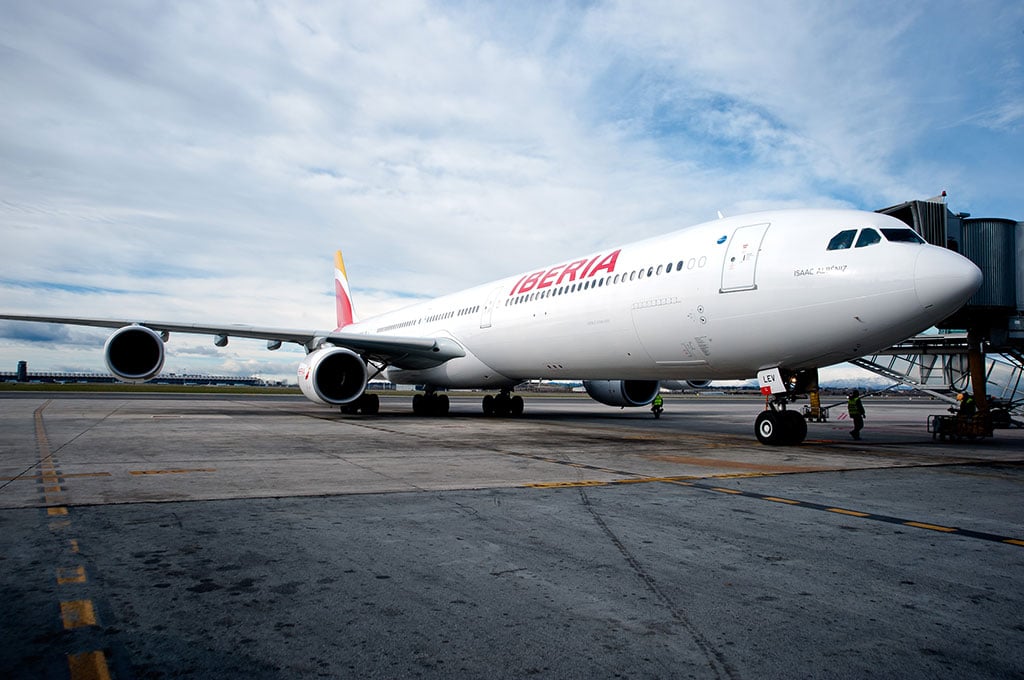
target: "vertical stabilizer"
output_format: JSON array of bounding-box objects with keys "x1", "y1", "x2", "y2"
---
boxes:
[{"x1": 334, "y1": 250, "x2": 357, "y2": 329}]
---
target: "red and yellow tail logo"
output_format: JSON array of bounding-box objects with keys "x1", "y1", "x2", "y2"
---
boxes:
[{"x1": 334, "y1": 250, "x2": 356, "y2": 329}]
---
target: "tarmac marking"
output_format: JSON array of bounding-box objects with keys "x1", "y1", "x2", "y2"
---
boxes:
[
  {"x1": 827, "y1": 507, "x2": 870, "y2": 518},
  {"x1": 644, "y1": 453, "x2": 824, "y2": 473},
  {"x1": 128, "y1": 467, "x2": 217, "y2": 476},
  {"x1": 670, "y1": 480, "x2": 1024, "y2": 548},
  {"x1": 57, "y1": 565, "x2": 88, "y2": 584},
  {"x1": 526, "y1": 480, "x2": 607, "y2": 488},
  {"x1": 710, "y1": 487, "x2": 743, "y2": 494},
  {"x1": 903, "y1": 521, "x2": 957, "y2": 533},
  {"x1": 32, "y1": 401, "x2": 117, "y2": 675},
  {"x1": 68, "y1": 651, "x2": 112, "y2": 680},
  {"x1": 60, "y1": 600, "x2": 97, "y2": 629}
]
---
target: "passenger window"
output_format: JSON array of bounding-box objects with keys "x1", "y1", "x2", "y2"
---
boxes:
[
  {"x1": 855, "y1": 228, "x2": 881, "y2": 248},
  {"x1": 827, "y1": 230, "x2": 857, "y2": 250}
]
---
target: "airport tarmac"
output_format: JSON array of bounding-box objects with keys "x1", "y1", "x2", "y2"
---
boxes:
[{"x1": 1, "y1": 391, "x2": 1022, "y2": 679}]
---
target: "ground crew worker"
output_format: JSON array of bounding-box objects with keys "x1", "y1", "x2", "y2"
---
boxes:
[
  {"x1": 651, "y1": 392, "x2": 664, "y2": 417},
  {"x1": 957, "y1": 392, "x2": 976, "y2": 418},
  {"x1": 847, "y1": 390, "x2": 866, "y2": 440}
]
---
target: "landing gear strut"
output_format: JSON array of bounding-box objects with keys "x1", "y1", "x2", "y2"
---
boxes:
[
  {"x1": 482, "y1": 389, "x2": 524, "y2": 417},
  {"x1": 412, "y1": 388, "x2": 449, "y2": 416}
]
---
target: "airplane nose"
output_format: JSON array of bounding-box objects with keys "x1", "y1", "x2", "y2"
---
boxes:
[{"x1": 914, "y1": 246, "x2": 983, "y2": 315}]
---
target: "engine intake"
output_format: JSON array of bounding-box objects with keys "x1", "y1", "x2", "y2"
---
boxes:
[
  {"x1": 583, "y1": 380, "x2": 661, "y2": 407},
  {"x1": 103, "y1": 325, "x2": 166, "y2": 383},
  {"x1": 297, "y1": 346, "x2": 368, "y2": 405}
]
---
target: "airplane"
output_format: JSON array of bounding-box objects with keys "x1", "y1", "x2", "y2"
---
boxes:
[{"x1": 0, "y1": 208, "x2": 982, "y2": 445}]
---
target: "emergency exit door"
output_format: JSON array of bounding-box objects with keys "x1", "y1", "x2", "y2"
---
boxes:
[{"x1": 720, "y1": 223, "x2": 770, "y2": 293}]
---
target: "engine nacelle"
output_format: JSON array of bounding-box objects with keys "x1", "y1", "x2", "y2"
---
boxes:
[
  {"x1": 686, "y1": 380, "x2": 712, "y2": 389},
  {"x1": 583, "y1": 380, "x2": 661, "y2": 407},
  {"x1": 297, "y1": 346, "x2": 368, "y2": 406},
  {"x1": 103, "y1": 325, "x2": 166, "y2": 383}
]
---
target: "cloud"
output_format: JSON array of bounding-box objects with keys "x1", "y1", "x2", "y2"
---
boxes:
[{"x1": 0, "y1": 1, "x2": 1020, "y2": 381}]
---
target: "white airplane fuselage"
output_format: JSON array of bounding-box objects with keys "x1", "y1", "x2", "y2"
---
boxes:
[{"x1": 343, "y1": 209, "x2": 980, "y2": 389}]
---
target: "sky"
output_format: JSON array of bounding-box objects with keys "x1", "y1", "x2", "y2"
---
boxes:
[{"x1": 1, "y1": 0, "x2": 1022, "y2": 384}]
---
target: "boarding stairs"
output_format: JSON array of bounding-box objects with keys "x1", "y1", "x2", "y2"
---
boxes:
[{"x1": 850, "y1": 333, "x2": 1024, "y2": 424}]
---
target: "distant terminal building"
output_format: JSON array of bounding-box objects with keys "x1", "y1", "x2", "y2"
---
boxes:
[{"x1": 3, "y1": 363, "x2": 267, "y2": 386}]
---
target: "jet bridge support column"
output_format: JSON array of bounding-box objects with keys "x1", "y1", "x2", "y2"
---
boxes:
[{"x1": 968, "y1": 329, "x2": 990, "y2": 417}]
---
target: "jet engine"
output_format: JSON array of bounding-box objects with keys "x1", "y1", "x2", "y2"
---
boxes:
[
  {"x1": 583, "y1": 380, "x2": 661, "y2": 407},
  {"x1": 686, "y1": 380, "x2": 712, "y2": 389},
  {"x1": 103, "y1": 325, "x2": 166, "y2": 383},
  {"x1": 297, "y1": 346, "x2": 368, "y2": 406}
]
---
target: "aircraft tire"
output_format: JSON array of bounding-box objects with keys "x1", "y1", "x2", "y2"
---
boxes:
[
  {"x1": 412, "y1": 394, "x2": 425, "y2": 415},
  {"x1": 436, "y1": 394, "x2": 450, "y2": 416},
  {"x1": 782, "y1": 410, "x2": 807, "y2": 445},
  {"x1": 494, "y1": 395, "x2": 511, "y2": 416},
  {"x1": 482, "y1": 394, "x2": 495, "y2": 416},
  {"x1": 511, "y1": 395, "x2": 524, "y2": 416},
  {"x1": 361, "y1": 393, "x2": 380, "y2": 415},
  {"x1": 755, "y1": 411, "x2": 783, "y2": 445}
]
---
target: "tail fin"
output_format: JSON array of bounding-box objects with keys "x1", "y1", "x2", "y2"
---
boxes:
[{"x1": 334, "y1": 250, "x2": 357, "y2": 329}]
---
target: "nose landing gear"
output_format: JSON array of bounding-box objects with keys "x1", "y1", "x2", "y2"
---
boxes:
[
  {"x1": 755, "y1": 404, "x2": 807, "y2": 445},
  {"x1": 754, "y1": 368, "x2": 815, "y2": 445}
]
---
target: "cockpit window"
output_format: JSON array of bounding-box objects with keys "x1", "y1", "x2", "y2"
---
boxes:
[
  {"x1": 855, "y1": 228, "x2": 882, "y2": 248},
  {"x1": 827, "y1": 230, "x2": 857, "y2": 250},
  {"x1": 881, "y1": 228, "x2": 925, "y2": 244}
]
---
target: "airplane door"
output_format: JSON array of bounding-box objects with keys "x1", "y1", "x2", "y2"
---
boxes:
[
  {"x1": 720, "y1": 222, "x2": 770, "y2": 293},
  {"x1": 479, "y1": 286, "x2": 504, "y2": 329}
]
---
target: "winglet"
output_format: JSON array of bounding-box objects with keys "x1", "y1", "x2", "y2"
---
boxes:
[{"x1": 334, "y1": 250, "x2": 357, "y2": 329}]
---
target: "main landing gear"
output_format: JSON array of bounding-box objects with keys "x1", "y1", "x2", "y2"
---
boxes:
[
  {"x1": 482, "y1": 389, "x2": 524, "y2": 417},
  {"x1": 341, "y1": 392, "x2": 380, "y2": 415},
  {"x1": 412, "y1": 388, "x2": 450, "y2": 416}
]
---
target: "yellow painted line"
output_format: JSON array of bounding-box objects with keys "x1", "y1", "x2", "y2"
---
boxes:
[
  {"x1": 47, "y1": 506, "x2": 69, "y2": 516},
  {"x1": 711, "y1": 487, "x2": 743, "y2": 495},
  {"x1": 764, "y1": 496, "x2": 801, "y2": 505},
  {"x1": 613, "y1": 476, "x2": 675, "y2": 484},
  {"x1": 57, "y1": 565, "x2": 87, "y2": 585},
  {"x1": 50, "y1": 519, "x2": 72, "y2": 530},
  {"x1": 904, "y1": 521, "x2": 957, "y2": 533},
  {"x1": 128, "y1": 468, "x2": 217, "y2": 476},
  {"x1": 45, "y1": 485, "x2": 63, "y2": 493},
  {"x1": 68, "y1": 650, "x2": 111, "y2": 680},
  {"x1": 1004, "y1": 539, "x2": 1024, "y2": 547},
  {"x1": 60, "y1": 600, "x2": 97, "y2": 629},
  {"x1": 70, "y1": 539, "x2": 80, "y2": 553},
  {"x1": 45, "y1": 494, "x2": 66, "y2": 505},
  {"x1": 828, "y1": 508, "x2": 870, "y2": 518},
  {"x1": 524, "y1": 480, "x2": 607, "y2": 488}
]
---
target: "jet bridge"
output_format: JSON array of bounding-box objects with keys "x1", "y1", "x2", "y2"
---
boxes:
[{"x1": 850, "y1": 334, "x2": 1023, "y2": 426}]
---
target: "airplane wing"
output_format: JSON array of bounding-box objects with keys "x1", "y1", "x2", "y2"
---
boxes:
[{"x1": 0, "y1": 314, "x2": 465, "y2": 370}]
